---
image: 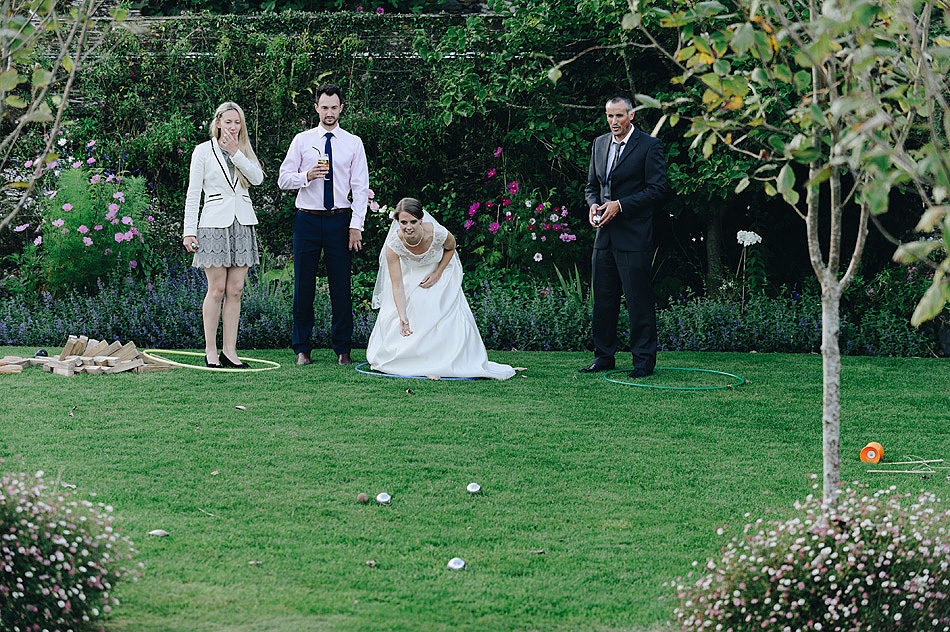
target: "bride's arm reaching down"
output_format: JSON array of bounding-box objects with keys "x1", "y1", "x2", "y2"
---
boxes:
[
  {"x1": 385, "y1": 246, "x2": 412, "y2": 336},
  {"x1": 419, "y1": 232, "x2": 457, "y2": 289}
]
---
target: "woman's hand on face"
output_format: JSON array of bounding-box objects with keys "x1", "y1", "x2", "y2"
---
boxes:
[
  {"x1": 219, "y1": 130, "x2": 239, "y2": 155},
  {"x1": 399, "y1": 319, "x2": 412, "y2": 337},
  {"x1": 183, "y1": 236, "x2": 199, "y2": 253},
  {"x1": 419, "y1": 271, "x2": 441, "y2": 288}
]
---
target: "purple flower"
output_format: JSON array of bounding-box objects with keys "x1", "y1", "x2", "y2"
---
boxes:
[
  {"x1": 489, "y1": 222, "x2": 500, "y2": 233},
  {"x1": 90, "y1": 174, "x2": 101, "y2": 184},
  {"x1": 13, "y1": 223, "x2": 29, "y2": 232},
  {"x1": 464, "y1": 219, "x2": 474, "y2": 230},
  {"x1": 375, "y1": 6, "x2": 384, "y2": 13},
  {"x1": 509, "y1": 181, "x2": 520, "y2": 194},
  {"x1": 24, "y1": 159, "x2": 33, "y2": 168},
  {"x1": 62, "y1": 203, "x2": 73, "y2": 212},
  {"x1": 86, "y1": 139, "x2": 96, "y2": 148},
  {"x1": 533, "y1": 253, "x2": 542, "y2": 262},
  {"x1": 129, "y1": 260, "x2": 138, "y2": 269},
  {"x1": 77, "y1": 225, "x2": 89, "y2": 233},
  {"x1": 114, "y1": 232, "x2": 125, "y2": 243},
  {"x1": 94, "y1": 225, "x2": 103, "y2": 231},
  {"x1": 494, "y1": 146, "x2": 502, "y2": 157},
  {"x1": 487, "y1": 168, "x2": 496, "y2": 178},
  {"x1": 71, "y1": 161, "x2": 81, "y2": 168},
  {"x1": 113, "y1": 192, "x2": 125, "y2": 202},
  {"x1": 52, "y1": 218, "x2": 65, "y2": 227},
  {"x1": 122, "y1": 216, "x2": 133, "y2": 225},
  {"x1": 147, "y1": 215, "x2": 155, "y2": 222},
  {"x1": 83, "y1": 236, "x2": 93, "y2": 246},
  {"x1": 104, "y1": 248, "x2": 112, "y2": 255},
  {"x1": 87, "y1": 157, "x2": 96, "y2": 165},
  {"x1": 33, "y1": 235, "x2": 42, "y2": 246}
]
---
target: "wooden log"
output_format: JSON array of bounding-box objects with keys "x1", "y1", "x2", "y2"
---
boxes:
[
  {"x1": 52, "y1": 365, "x2": 75, "y2": 377},
  {"x1": 114, "y1": 341, "x2": 139, "y2": 362},
  {"x1": 104, "y1": 358, "x2": 144, "y2": 374},
  {"x1": 47, "y1": 358, "x2": 78, "y2": 370},
  {"x1": 0, "y1": 365, "x2": 23, "y2": 374},
  {"x1": 29, "y1": 357, "x2": 53, "y2": 367},
  {"x1": 0, "y1": 356, "x2": 28, "y2": 367},
  {"x1": 64, "y1": 356, "x2": 85, "y2": 366},
  {"x1": 135, "y1": 363, "x2": 175, "y2": 373},
  {"x1": 93, "y1": 356, "x2": 120, "y2": 366},
  {"x1": 82, "y1": 365, "x2": 104, "y2": 375},
  {"x1": 100, "y1": 340, "x2": 123, "y2": 356},
  {"x1": 83, "y1": 339, "x2": 110, "y2": 357},
  {"x1": 59, "y1": 335, "x2": 80, "y2": 360}
]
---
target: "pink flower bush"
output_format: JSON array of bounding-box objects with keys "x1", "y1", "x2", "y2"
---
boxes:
[
  {"x1": 669, "y1": 483, "x2": 950, "y2": 632},
  {"x1": 0, "y1": 468, "x2": 139, "y2": 630}
]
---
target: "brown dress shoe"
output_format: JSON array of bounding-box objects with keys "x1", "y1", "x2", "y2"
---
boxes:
[
  {"x1": 296, "y1": 351, "x2": 312, "y2": 366},
  {"x1": 337, "y1": 353, "x2": 353, "y2": 365}
]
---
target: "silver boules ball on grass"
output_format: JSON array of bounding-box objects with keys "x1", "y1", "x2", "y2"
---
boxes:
[
  {"x1": 376, "y1": 492, "x2": 391, "y2": 505},
  {"x1": 447, "y1": 557, "x2": 466, "y2": 570}
]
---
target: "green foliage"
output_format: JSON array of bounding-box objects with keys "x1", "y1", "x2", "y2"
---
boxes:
[{"x1": 39, "y1": 167, "x2": 151, "y2": 295}]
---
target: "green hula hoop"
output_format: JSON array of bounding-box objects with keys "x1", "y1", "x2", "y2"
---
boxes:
[
  {"x1": 603, "y1": 367, "x2": 744, "y2": 390},
  {"x1": 141, "y1": 349, "x2": 281, "y2": 372}
]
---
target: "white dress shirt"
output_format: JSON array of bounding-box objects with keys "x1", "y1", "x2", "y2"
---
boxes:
[{"x1": 277, "y1": 124, "x2": 370, "y2": 231}]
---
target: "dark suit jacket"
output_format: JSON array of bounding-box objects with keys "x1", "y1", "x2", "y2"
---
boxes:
[{"x1": 585, "y1": 127, "x2": 669, "y2": 251}]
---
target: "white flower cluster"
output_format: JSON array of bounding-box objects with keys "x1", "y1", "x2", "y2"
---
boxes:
[
  {"x1": 669, "y1": 483, "x2": 950, "y2": 632},
  {"x1": 1, "y1": 468, "x2": 140, "y2": 630},
  {"x1": 737, "y1": 230, "x2": 763, "y2": 247}
]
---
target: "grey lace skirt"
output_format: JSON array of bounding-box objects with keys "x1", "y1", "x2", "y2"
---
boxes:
[{"x1": 192, "y1": 219, "x2": 260, "y2": 268}]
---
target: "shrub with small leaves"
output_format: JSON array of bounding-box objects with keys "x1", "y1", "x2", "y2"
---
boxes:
[
  {"x1": 669, "y1": 483, "x2": 950, "y2": 632},
  {"x1": 0, "y1": 467, "x2": 139, "y2": 632}
]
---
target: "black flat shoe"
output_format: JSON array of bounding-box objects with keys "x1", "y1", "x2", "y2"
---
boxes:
[
  {"x1": 628, "y1": 368, "x2": 653, "y2": 379},
  {"x1": 219, "y1": 353, "x2": 249, "y2": 369},
  {"x1": 205, "y1": 358, "x2": 223, "y2": 369}
]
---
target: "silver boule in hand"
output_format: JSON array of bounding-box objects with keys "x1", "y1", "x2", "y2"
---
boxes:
[{"x1": 593, "y1": 214, "x2": 602, "y2": 225}]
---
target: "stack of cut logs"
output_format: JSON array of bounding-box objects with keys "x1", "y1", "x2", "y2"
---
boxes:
[{"x1": 0, "y1": 335, "x2": 176, "y2": 376}]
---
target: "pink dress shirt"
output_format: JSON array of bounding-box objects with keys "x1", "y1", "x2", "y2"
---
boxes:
[{"x1": 277, "y1": 124, "x2": 369, "y2": 231}]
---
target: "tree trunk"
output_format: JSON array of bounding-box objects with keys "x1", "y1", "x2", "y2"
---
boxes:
[
  {"x1": 820, "y1": 281, "x2": 842, "y2": 505},
  {"x1": 705, "y1": 203, "x2": 726, "y2": 292}
]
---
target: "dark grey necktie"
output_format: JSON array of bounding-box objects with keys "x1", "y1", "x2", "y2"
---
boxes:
[{"x1": 607, "y1": 141, "x2": 624, "y2": 176}]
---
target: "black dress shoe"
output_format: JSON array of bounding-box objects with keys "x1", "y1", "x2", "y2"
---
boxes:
[
  {"x1": 219, "y1": 353, "x2": 249, "y2": 369},
  {"x1": 628, "y1": 368, "x2": 653, "y2": 378},
  {"x1": 205, "y1": 358, "x2": 223, "y2": 369},
  {"x1": 337, "y1": 353, "x2": 353, "y2": 366},
  {"x1": 296, "y1": 351, "x2": 312, "y2": 366},
  {"x1": 579, "y1": 360, "x2": 614, "y2": 373}
]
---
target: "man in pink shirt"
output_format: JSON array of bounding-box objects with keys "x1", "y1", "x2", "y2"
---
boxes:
[{"x1": 278, "y1": 84, "x2": 370, "y2": 366}]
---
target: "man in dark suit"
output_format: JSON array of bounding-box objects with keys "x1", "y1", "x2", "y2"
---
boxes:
[{"x1": 580, "y1": 96, "x2": 670, "y2": 378}]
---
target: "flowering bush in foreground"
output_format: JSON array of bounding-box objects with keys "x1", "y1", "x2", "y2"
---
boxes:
[
  {"x1": 669, "y1": 484, "x2": 950, "y2": 632},
  {"x1": 0, "y1": 467, "x2": 139, "y2": 632}
]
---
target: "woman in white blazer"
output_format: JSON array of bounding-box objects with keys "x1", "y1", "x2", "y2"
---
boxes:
[{"x1": 182, "y1": 102, "x2": 264, "y2": 369}]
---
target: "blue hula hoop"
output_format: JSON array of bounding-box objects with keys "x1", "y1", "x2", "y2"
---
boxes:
[{"x1": 355, "y1": 362, "x2": 481, "y2": 381}]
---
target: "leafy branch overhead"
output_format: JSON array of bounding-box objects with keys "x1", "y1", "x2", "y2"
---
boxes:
[
  {"x1": 0, "y1": 0, "x2": 130, "y2": 232},
  {"x1": 622, "y1": 0, "x2": 949, "y2": 326}
]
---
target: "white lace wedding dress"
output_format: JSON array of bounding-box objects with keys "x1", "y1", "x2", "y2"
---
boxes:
[{"x1": 367, "y1": 212, "x2": 514, "y2": 380}]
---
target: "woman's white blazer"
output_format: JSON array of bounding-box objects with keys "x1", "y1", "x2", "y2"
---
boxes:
[{"x1": 182, "y1": 139, "x2": 265, "y2": 237}]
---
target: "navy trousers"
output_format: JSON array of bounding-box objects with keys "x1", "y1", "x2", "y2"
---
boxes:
[
  {"x1": 591, "y1": 247, "x2": 657, "y2": 373},
  {"x1": 292, "y1": 211, "x2": 352, "y2": 356}
]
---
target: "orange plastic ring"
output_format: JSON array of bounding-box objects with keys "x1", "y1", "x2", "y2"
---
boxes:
[{"x1": 860, "y1": 441, "x2": 884, "y2": 464}]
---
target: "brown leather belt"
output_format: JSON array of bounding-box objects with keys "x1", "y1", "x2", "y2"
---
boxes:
[{"x1": 298, "y1": 207, "x2": 350, "y2": 216}]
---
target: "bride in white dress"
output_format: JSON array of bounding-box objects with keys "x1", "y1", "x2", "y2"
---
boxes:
[{"x1": 367, "y1": 198, "x2": 514, "y2": 380}]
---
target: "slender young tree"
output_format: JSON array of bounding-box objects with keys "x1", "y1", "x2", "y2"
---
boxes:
[{"x1": 604, "y1": 0, "x2": 950, "y2": 504}]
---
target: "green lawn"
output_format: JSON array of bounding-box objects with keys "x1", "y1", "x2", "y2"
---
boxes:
[{"x1": 1, "y1": 347, "x2": 947, "y2": 632}]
